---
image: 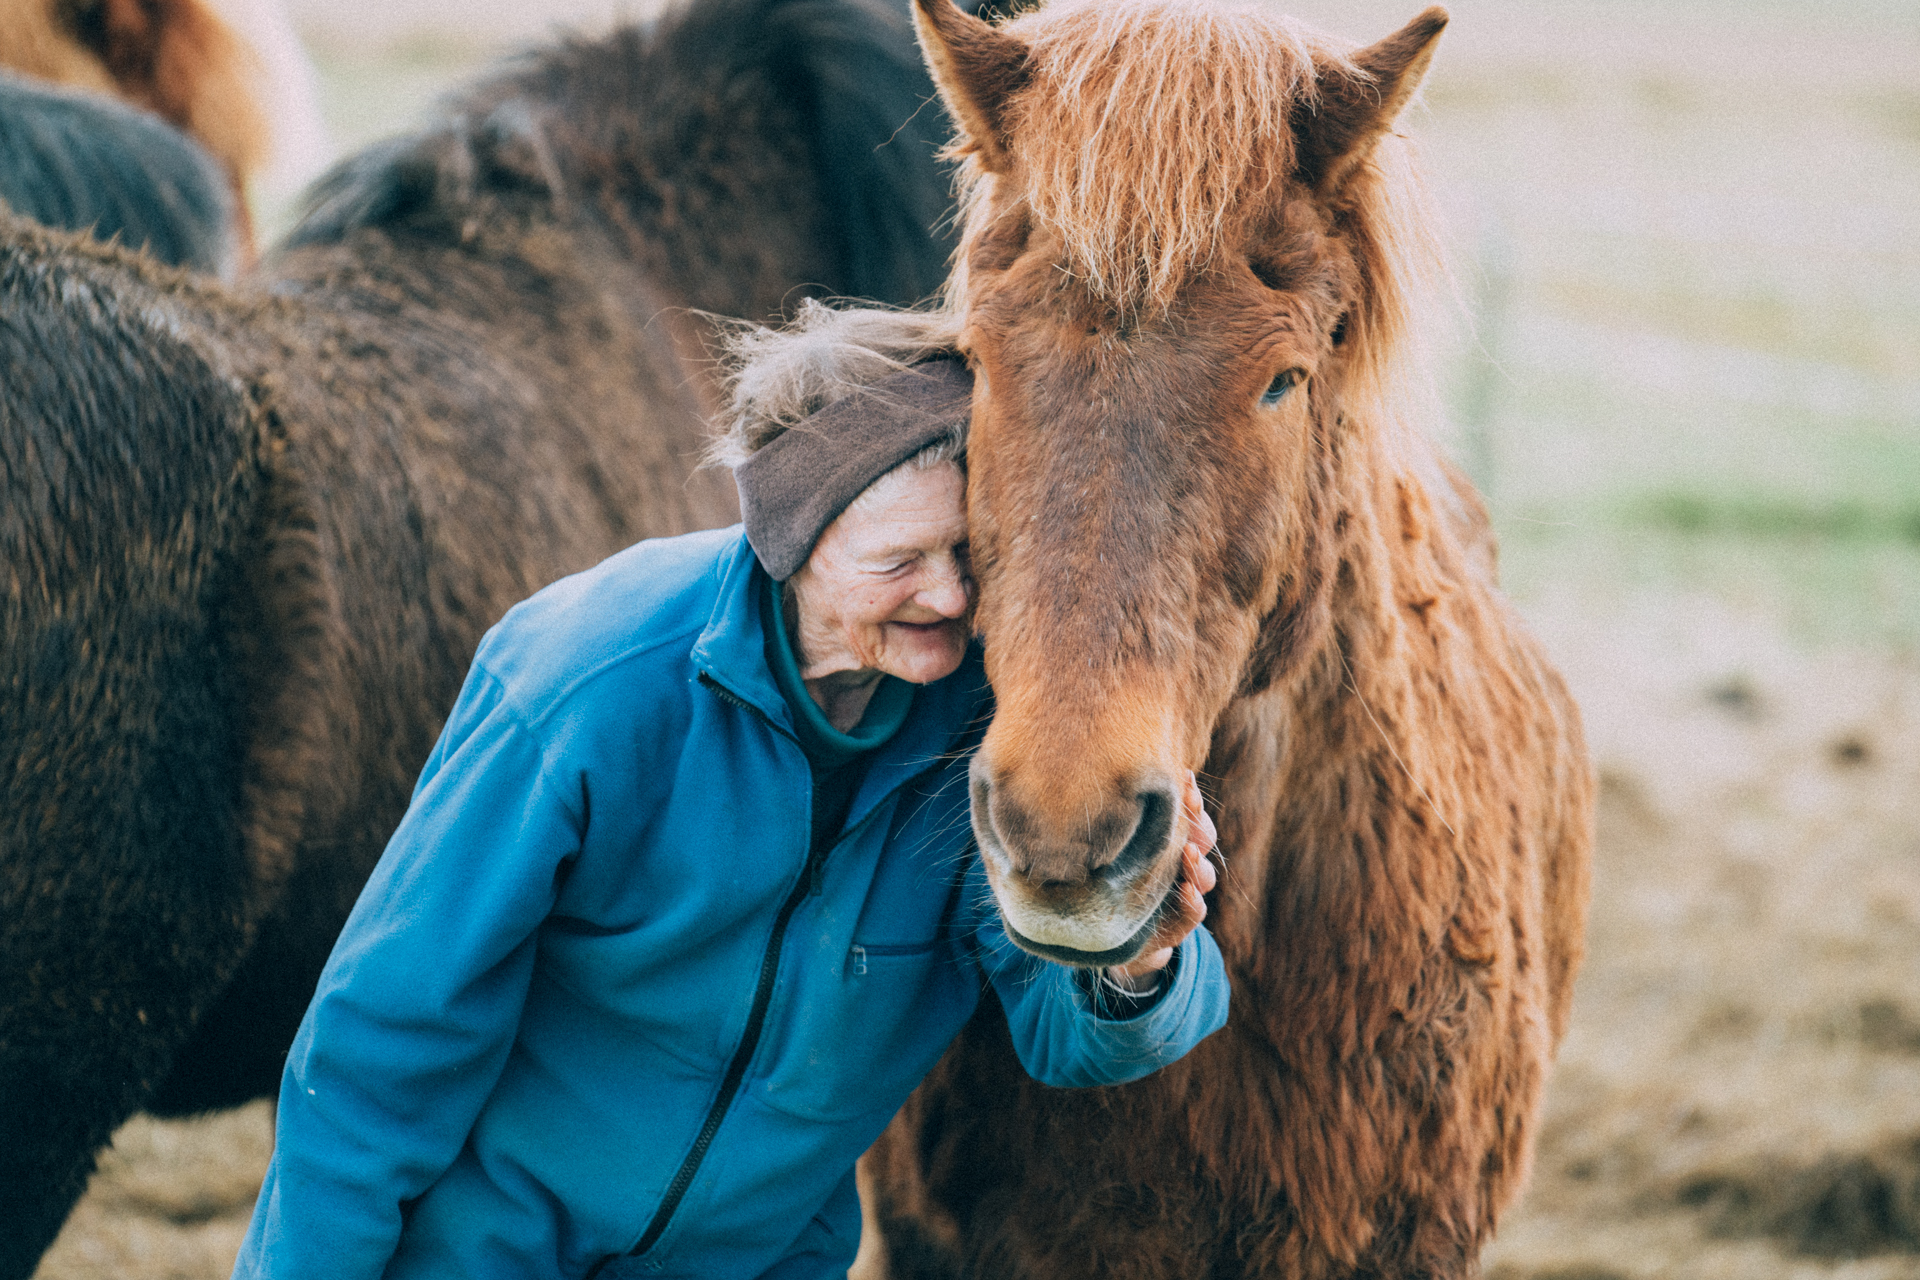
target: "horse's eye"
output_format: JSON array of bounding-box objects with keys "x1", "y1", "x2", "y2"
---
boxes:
[{"x1": 1260, "y1": 368, "x2": 1305, "y2": 407}]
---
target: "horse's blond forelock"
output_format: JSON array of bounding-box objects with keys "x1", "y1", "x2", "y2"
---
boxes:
[{"x1": 978, "y1": 0, "x2": 1352, "y2": 312}]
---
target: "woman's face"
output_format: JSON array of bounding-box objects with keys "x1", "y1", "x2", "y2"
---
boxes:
[{"x1": 789, "y1": 460, "x2": 972, "y2": 685}]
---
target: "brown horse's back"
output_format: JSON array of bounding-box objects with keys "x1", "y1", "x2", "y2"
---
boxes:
[{"x1": 137, "y1": 219, "x2": 744, "y2": 1107}]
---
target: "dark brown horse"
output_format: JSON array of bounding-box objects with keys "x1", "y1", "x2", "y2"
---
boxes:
[
  {"x1": 0, "y1": 0, "x2": 952, "y2": 1272},
  {"x1": 863, "y1": 1, "x2": 1594, "y2": 1276}
]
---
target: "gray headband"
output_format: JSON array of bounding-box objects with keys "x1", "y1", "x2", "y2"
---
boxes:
[{"x1": 734, "y1": 356, "x2": 973, "y2": 581}]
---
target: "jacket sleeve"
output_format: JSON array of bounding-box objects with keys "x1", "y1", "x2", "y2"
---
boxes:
[
  {"x1": 232, "y1": 663, "x2": 581, "y2": 1280},
  {"x1": 963, "y1": 859, "x2": 1231, "y2": 1088}
]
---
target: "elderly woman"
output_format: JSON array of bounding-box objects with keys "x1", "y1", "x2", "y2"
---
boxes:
[{"x1": 232, "y1": 307, "x2": 1229, "y2": 1280}]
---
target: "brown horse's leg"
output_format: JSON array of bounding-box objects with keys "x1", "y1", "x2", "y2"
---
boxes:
[{"x1": 0, "y1": 883, "x2": 249, "y2": 1280}]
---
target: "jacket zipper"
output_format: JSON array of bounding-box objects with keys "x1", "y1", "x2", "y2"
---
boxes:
[
  {"x1": 624, "y1": 673, "x2": 906, "y2": 1260},
  {"x1": 625, "y1": 832, "x2": 821, "y2": 1259},
  {"x1": 697, "y1": 672, "x2": 801, "y2": 746}
]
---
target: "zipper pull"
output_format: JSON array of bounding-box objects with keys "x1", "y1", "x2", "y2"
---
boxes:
[{"x1": 851, "y1": 945, "x2": 867, "y2": 976}]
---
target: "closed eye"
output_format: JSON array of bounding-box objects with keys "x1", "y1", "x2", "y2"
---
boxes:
[{"x1": 1260, "y1": 368, "x2": 1305, "y2": 407}]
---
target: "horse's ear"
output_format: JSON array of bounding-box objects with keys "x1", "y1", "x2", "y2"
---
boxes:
[
  {"x1": 1296, "y1": 6, "x2": 1447, "y2": 194},
  {"x1": 911, "y1": 0, "x2": 1031, "y2": 173}
]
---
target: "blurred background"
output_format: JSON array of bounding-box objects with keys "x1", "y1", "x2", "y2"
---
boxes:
[{"x1": 28, "y1": 0, "x2": 1920, "y2": 1276}]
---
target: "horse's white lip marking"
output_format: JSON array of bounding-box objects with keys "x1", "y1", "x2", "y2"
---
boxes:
[
  {"x1": 986, "y1": 852, "x2": 1167, "y2": 952},
  {"x1": 970, "y1": 759, "x2": 1172, "y2": 952},
  {"x1": 973, "y1": 805, "x2": 1169, "y2": 952},
  {"x1": 996, "y1": 894, "x2": 1157, "y2": 953}
]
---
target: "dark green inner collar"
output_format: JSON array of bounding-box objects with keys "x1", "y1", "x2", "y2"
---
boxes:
[{"x1": 763, "y1": 575, "x2": 914, "y2": 768}]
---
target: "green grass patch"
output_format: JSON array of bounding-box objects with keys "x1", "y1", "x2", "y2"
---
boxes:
[
  {"x1": 1494, "y1": 501, "x2": 1920, "y2": 647},
  {"x1": 1631, "y1": 492, "x2": 1920, "y2": 543}
]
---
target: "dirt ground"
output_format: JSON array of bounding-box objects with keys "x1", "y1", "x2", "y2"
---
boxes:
[
  {"x1": 1482, "y1": 599, "x2": 1920, "y2": 1279},
  {"x1": 25, "y1": 0, "x2": 1920, "y2": 1276}
]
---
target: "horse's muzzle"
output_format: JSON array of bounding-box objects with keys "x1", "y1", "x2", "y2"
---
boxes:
[{"x1": 969, "y1": 759, "x2": 1184, "y2": 964}]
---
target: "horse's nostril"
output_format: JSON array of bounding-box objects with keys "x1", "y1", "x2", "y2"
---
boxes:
[
  {"x1": 1088, "y1": 789, "x2": 1174, "y2": 884},
  {"x1": 970, "y1": 752, "x2": 1184, "y2": 887}
]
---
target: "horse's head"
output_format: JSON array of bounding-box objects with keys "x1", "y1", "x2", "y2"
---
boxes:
[{"x1": 914, "y1": 0, "x2": 1445, "y2": 965}]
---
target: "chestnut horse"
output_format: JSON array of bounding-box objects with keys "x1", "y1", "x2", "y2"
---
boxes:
[{"x1": 862, "y1": 1, "x2": 1594, "y2": 1276}]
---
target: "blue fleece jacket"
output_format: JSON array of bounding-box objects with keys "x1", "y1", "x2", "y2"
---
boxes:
[{"x1": 232, "y1": 527, "x2": 1229, "y2": 1280}]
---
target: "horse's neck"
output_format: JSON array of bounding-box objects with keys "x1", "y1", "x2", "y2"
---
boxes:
[{"x1": 1207, "y1": 439, "x2": 1491, "y2": 964}]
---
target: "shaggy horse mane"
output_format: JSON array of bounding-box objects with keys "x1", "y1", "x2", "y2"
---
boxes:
[
  {"x1": 287, "y1": 0, "x2": 954, "y2": 306},
  {"x1": 956, "y1": 0, "x2": 1445, "y2": 443},
  {"x1": 982, "y1": 0, "x2": 1326, "y2": 307}
]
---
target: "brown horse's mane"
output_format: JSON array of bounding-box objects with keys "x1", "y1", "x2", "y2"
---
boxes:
[
  {"x1": 952, "y1": 0, "x2": 1444, "y2": 439},
  {"x1": 288, "y1": 0, "x2": 955, "y2": 310},
  {"x1": 965, "y1": 0, "x2": 1324, "y2": 308}
]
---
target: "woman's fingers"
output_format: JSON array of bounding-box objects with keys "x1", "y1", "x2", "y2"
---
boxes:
[
  {"x1": 1180, "y1": 858, "x2": 1208, "y2": 926},
  {"x1": 1111, "y1": 772, "x2": 1219, "y2": 980},
  {"x1": 1180, "y1": 772, "x2": 1217, "y2": 895},
  {"x1": 1181, "y1": 770, "x2": 1216, "y2": 852},
  {"x1": 1174, "y1": 773, "x2": 1215, "y2": 928},
  {"x1": 1162, "y1": 787, "x2": 1215, "y2": 933},
  {"x1": 1188, "y1": 836, "x2": 1218, "y2": 896}
]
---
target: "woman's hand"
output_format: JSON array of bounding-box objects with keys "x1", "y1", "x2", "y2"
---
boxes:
[{"x1": 1109, "y1": 771, "x2": 1217, "y2": 986}]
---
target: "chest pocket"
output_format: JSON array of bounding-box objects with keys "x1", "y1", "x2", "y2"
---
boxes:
[
  {"x1": 847, "y1": 939, "x2": 938, "y2": 974},
  {"x1": 845, "y1": 794, "x2": 969, "y2": 950},
  {"x1": 756, "y1": 932, "x2": 972, "y2": 1123},
  {"x1": 754, "y1": 845, "x2": 972, "y2": 1123}
]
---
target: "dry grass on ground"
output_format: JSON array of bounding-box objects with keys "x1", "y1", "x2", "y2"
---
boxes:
[
  {"x1": 1485, "y1": 601, "x2": 1920, "y2": 1280},
  {"x1": 34, "y1": 1104, "x2": 270, "y2": 1280}
]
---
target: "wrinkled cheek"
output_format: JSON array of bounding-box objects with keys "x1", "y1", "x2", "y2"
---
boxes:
[{"x1": 935, "y1": 623, "x2": 970, "y2": 671}]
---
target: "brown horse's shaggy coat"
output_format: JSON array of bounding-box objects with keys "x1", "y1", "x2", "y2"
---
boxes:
[
  {"x1": 864, "y1": 2, "x2": 1594, "y2": 1276},
  {"x1": 0, "y1": 1, "x2": 953, "y2": 1273}
]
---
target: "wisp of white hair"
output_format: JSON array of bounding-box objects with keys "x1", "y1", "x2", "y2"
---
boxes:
[{"x1": 707, "y1": 300, "x2": 966, "y2": 469}]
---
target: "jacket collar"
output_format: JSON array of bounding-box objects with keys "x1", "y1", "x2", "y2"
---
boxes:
[
  {"x1": 689, "y1": 531, "x2": 792, "y2": 730},
  {"x1": 843, "y1": 641, "x2": 989, "y2": 835},
  {"x1": 689, "y1": 528, "x2": 992, "y2": 827}
]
